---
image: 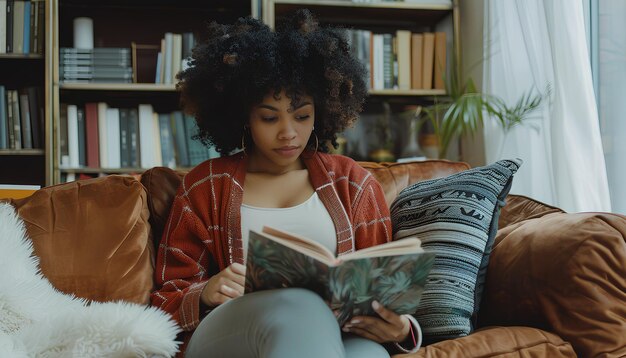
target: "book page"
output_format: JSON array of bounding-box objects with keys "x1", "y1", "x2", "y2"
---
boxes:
[
  {"x1": 340, "y1": 237, "x2": 423, "y2": 261},
  {"x1": 262, "y1": 226, "x2": 337, "y2": 265}
]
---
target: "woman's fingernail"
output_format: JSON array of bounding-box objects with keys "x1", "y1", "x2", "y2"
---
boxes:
[
  {"x1": 372, "y1": 301, "x2": 380, "y2": 310},
  {"x1": 342, "y1": 327, "x2": 350, "y2": 332},
  {"x1": 350, "y1": 319, "x2": 360, "y2": 324}
]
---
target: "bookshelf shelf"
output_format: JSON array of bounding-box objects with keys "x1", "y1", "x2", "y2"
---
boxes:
[
  {"x1": 0, "y1": 54, "x2": 45, "y2": 59},
  {"x1": 272, "y1": 0, "x2": 453, "y2": 11},
  {"x1": 60, "y1": 167, "x2": 145, "y2": 174},
  {"x1": 0, "y1": 149, "x2": 46, "y2": 156},
  {"x1": 268, "y1": 0, "x2": 453, "y2": 28},
  {"x1": 60, "y1": 166, "x2": 193, "y2": 174},
  {"x1": 58, "y1": 83, "x2": 177, "y2": 92},
  {"x1": 369, "y1": 89, "x2": 446, "y2": 96}
]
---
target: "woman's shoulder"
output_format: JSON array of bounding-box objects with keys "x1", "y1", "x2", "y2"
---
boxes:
[
  {"x1": 315, "y1": 152, "x2": 371, "y2": 180},
  {"x1": 182, "y1": 153, "x2": 243, "y2": 187}
]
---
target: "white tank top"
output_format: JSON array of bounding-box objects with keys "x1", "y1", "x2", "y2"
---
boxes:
[{"x1": 240, "y1": 192, "x2": 337, "y2": 260}]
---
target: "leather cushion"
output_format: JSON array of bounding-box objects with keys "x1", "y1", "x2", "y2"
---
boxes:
[
  {"x1": 8, "y1": 175, "x2": 154, "y2": 304},
  {"x1": 498, "y1": 194, "x2": 564, "y2": 230},
  {"x1": 392, "y1": 326, "x2": 576, "y2": 358},
  {"x1": 479, "y1": 212, "x2": 626, "y2": 357}
]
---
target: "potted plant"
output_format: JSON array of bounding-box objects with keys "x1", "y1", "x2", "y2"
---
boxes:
[{"x1": 418, "y1": 70, "x2": 548, "y2": 159}]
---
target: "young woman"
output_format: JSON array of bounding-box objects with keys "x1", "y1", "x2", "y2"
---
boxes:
[{"x1": 151, "y1": 10, "x2": 421, "y2": 357}]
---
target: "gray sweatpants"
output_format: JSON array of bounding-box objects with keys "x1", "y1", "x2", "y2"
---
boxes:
[{"x1": 186, "y1": 288, "x2": 390, "y2": 358}]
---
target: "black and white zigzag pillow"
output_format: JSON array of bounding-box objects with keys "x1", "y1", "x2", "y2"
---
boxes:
[{"x1": 390, "y1": 158, "x2": 522, "y2": 344}]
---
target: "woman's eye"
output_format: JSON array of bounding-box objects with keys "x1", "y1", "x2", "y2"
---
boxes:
[
  {"x1": 296, "y1": 115, "x2": 310, "y2": 121},
  {"x1": 261, "y1": 116, "x2": 277, "y2": 122}
]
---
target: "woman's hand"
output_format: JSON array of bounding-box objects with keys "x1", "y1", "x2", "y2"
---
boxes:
[
  {"x1": 200, "y1": 263, "x2": 246, "y2": 308},
  {"x1": 342, "y1": 301, "x2": 411, "y2": 343}
]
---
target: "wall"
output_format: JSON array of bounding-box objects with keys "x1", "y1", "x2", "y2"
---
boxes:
[{"x1": 459, "y1": 0, "x2": 486, "y2": 167}]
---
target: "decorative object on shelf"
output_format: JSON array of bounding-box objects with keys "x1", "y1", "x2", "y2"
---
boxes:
[
  {"x1": 397, "y1": 105, "x2": 426, "y2": 162},
  {"x1": 368, "y1": 101, "x2": 395, "y2": 162},
  {"x1": 73, "y1": 17, "x2": 94, "y2": 49}
]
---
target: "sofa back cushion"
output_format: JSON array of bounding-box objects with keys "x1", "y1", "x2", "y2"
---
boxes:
[
  {"x1": 7, "y1": 175, "x2": 154, "y2": 304},
  {"x1": 140, "y1": 159, "x2": 470, "y2": 247},
  {"x1": 479, "y1": 211, "x2": 626, "y2": 357}
]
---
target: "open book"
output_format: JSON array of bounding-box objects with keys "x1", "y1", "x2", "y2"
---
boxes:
[{"x1": 245, "y1": 226, "x2": 435, "y2": 325}]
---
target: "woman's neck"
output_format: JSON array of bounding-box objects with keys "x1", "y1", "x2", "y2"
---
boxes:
[{"x1": 246, "y1": 152, "x2": 305, "y2": 175}]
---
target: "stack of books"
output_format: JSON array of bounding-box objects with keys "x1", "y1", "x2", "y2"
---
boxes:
[{"x1": 59, "y1": 48, "x2": 133, "y2": 83}]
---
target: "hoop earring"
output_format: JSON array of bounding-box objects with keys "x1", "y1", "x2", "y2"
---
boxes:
[
  {"x1": 241, "y1": 125, "x2": 249, "y2": 156},
  {"x1": 312, "y1": 131, "x2": 319, "y2": 154}
]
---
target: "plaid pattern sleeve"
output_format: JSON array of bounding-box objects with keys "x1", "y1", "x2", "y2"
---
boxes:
[
  {"x1": 352, "y1": 175, "x2": 392, "y2": 250},
  {"x1": 150, "y1": 185, "x2": 214, "y2": 332}
]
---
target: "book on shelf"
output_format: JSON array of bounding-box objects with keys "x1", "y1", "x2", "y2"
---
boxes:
[
  {"x1": 17, "y1": 90, "x2": 32, "y2": 148},
  {"x1": 22, "y1": 0, "x2": 29, "y2": 54},
  {"x1": 0, "y1": 0, "x2": 6, "y2": 54},
  {"x1": 84, "y1": 103, "x2": 100, "y2": 168},
  {"x1": 1, "y1": 0, "x2": 44, "y2": 54},
  {"x1": 5, "y1": 0, "x2": 13, "y2": 53},
  {"x1": 8, "y1": 90, "x2": 21, "y2": 149},
  {"x1": 0, "y1": 86, "x2": 7, "y2": 149},
  {"x1": 396, "y1": 30, "x2": 412, "y2": 90},
  {"x1": 0, "y1": 86, "x2": 43, "y2": 150},
  {"x1": 245, "y1": 226, "x2": 435, "y2": 325},
  {"x1": 60, "y1": 48, "x2": 133, "y2": 83},
  {"x1": 12, "y1": 0, "x2": 24, "y2": 54},
  {"x1": 411, "y1": 33, "x2": 424, "y2": 89},
  {"x1": 433, "y1": 31, "x2": 446, "y2": 90},
  {"x1": 59, "y1": 102, "x2": 221, "y2": 170},
  {"x1": 66, "y1": 104, "x2": 79, "y2": 167},
  {"x1": 421, "y1": 32, "x2": 435, "y2": 90}
]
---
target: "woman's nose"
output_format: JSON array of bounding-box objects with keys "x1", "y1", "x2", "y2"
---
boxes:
[{"x1": 277, "y1": 119, "x2": 297, "y2": 139}]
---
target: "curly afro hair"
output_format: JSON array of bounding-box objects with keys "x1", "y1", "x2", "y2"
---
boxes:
[{"x1": 177, "y1": 9, "x2": 368, "y2": 155}]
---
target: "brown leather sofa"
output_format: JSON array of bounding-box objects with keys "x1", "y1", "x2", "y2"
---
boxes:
[{"x1": 7, "y1": 160, "x2": 626, "y2": 357}]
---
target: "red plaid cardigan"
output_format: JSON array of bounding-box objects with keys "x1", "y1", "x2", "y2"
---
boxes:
[{"x1": 151, "y1": 151, "x2": 392, "y2": 345}]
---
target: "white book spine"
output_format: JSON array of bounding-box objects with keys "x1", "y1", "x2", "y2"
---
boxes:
[
  {"x1": 106, "y1": 108, "x2": 121, "y2": 168},
  {"x1": 67, "y1": 104, "x2": 80, "y2": 168},
  {"x1": 164, "y1": 33, "x2": 173, "y2": 85},
  {"x1": 172, "y1": 33, "x2": 182, "y2": 84},
  {"x1": 396, "y1": 30, "x2": 412, "y2": 90},
  {"x1": 138, "y1": 104, "x2": 154, "y2": 168},
  {"x1": 0, "y1": 0, "x2": 6, "y2": 54},
  {"x1": 152, "y1": 112, "x2": 163, "y2": 167},
  {"x1": 375, "y1": 35, "x2": 384, "y2": 90},
  {"x1": 97, "y1": 102, "x2": 109, "y2": 168}
]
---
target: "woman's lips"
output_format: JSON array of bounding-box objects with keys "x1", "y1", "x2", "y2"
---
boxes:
[{"x1": 274, "y1": 146, "x2": 300, "y2": 157}]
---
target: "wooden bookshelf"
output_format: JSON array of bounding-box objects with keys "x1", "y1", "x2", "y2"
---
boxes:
[
  {"x1": 49, "y1": 0, "x2": 251, "y2": 184},
  {"x1": 0, "y1": 0, "x2": 51, "y2": 187},
  {"x1": 263, "y1": 0, "x2": 460, "y2": 161}
]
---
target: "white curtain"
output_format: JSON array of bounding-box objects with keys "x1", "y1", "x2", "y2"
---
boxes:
[
  {"x1": 483, "y1": 0, "x2": 611, "y2": 213},
  {"x1": 597, "y1": 1, "x2": 626, "y2": 214}
]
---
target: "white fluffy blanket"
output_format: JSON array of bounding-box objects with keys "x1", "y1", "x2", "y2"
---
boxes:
[{"x1": 0, "y1": 203, "x2": 181, "y2": 357}]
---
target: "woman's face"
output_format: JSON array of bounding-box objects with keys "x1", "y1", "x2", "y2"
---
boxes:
[{"x1": 247, "y1": 90, "x2": 315, "y2": 174}]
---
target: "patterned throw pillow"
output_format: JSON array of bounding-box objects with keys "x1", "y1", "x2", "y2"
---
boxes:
[{"x1": 390, "y1": 159, "x2": 522, "y2": 344}]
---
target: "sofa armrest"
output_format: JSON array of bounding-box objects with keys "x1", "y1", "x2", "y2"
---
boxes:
[{"x1": 479, "y1": 212, "x2": 626, "y2": 357}]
